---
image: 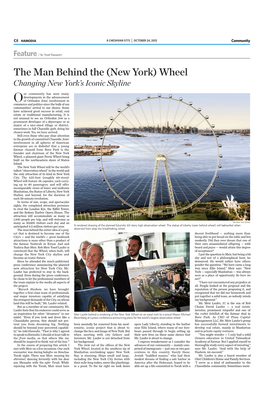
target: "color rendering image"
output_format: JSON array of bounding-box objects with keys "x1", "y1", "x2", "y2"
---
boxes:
[
  {"x1": 127, "y1": 257, "x2": 189, "y2": 312},
  {"x1": 74, "y1": 93, "x2": 250, "y2": 221}
]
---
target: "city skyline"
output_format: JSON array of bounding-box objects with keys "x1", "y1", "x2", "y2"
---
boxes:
[{"x1": 74, "y1": 93, "x2": 250, "y2": 130}]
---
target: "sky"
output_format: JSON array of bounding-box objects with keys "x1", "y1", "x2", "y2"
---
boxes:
[{"x1": 74, "y1": 93, "x2": 250, "y2": 130}]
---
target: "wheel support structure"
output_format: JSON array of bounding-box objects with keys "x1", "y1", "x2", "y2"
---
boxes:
[{"x1": 148, "y1": 154, "x2": 177, "y2": 218}]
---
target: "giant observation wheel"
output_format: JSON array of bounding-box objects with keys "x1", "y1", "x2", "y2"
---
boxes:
[{"x1": 99, "y1": 95, "x2": 222, "y2": 218}]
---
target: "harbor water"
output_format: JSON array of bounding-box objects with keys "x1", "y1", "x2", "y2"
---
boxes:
[{"x1": 74, "y1": 133, "x2": 250, "y2": 213}]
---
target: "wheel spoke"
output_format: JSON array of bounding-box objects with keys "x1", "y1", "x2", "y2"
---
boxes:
[{"x1": 101, "y1": 95, "x2": 220, "y2": 217}]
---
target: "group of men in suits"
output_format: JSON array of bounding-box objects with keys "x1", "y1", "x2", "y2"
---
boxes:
[{"x1": 75, "y1": 235, "x2": 147, "y2": 312}]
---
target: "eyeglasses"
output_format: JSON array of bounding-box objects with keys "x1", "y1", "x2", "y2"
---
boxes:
[{"x1": 87, "y1": 253, "x2": 100, "y2": 259}]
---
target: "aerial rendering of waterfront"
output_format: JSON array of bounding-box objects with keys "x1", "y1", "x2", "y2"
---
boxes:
[
  {"x1": 74, "y1": 93, "x2": 250, "y2": 221},
  {"x1": 127, "y1": 257, "x2": 189, "y2": 312}
]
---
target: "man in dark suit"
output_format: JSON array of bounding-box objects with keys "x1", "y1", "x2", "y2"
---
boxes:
[
  {"x1": 78, "y1": 240, "x2": 91, "y2": 268},
  {"x1": 113, "y1": 235, "x2": 148, "y2": 312},
  {"x1": 78, "y1": 240, "x2": 107, "y2": 274},
  {"x1": 75, "y1": 244, "x2": 115, "y2": 307}
]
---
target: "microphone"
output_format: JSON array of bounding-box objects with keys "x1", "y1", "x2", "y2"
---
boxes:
[{"x1": 75, "y1": 279, "x2": 83, "y2": 291}]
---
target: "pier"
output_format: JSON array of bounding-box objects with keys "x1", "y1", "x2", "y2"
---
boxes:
[{"x1": 74, "y1": 144, "x2": 119, "y2": 156}]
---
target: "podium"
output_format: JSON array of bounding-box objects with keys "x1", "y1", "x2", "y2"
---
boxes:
[{"x1": 75, "y1": 287, "x2": 115, "y2": 312}]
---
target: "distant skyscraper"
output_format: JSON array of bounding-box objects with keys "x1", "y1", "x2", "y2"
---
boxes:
[{"x1": 173, "y1": 274, "x2": 180, "y2": 284}]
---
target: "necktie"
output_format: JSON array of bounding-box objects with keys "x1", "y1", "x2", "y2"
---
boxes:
[{"x1": 89, "y1": 271, "x2": 95, "y2": 287}]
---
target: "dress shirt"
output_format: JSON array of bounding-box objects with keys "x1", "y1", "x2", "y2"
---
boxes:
[
  {"x1": 85, "y1": 266, "x2": 98, "y2": 283},
  {"x1": 125, "y1": 254, "x2": 140, "y2": 299},
  {"x1": 130, "y1": 254, "x2": 139, "y2": 261}
]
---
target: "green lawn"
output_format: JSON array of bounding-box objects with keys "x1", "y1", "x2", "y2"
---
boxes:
[
  {"x1": 169, "y1": 213, "x2": 208, "y2": 221},
  {"x1": 74, "y1": 212, "x2": 208, "y2": 221}
]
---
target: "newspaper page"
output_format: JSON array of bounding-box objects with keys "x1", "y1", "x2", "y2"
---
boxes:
[{"x1": 4, "y1": 4, "x2": 262, "y2": 407}]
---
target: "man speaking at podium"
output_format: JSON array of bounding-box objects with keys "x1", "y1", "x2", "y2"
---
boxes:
[
  {"x1": 78, "y1": 240, "x2": 107, "y2": 274},
  {"x1": 75, "y1": 244, "x2": 115, "y2": 306}
]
